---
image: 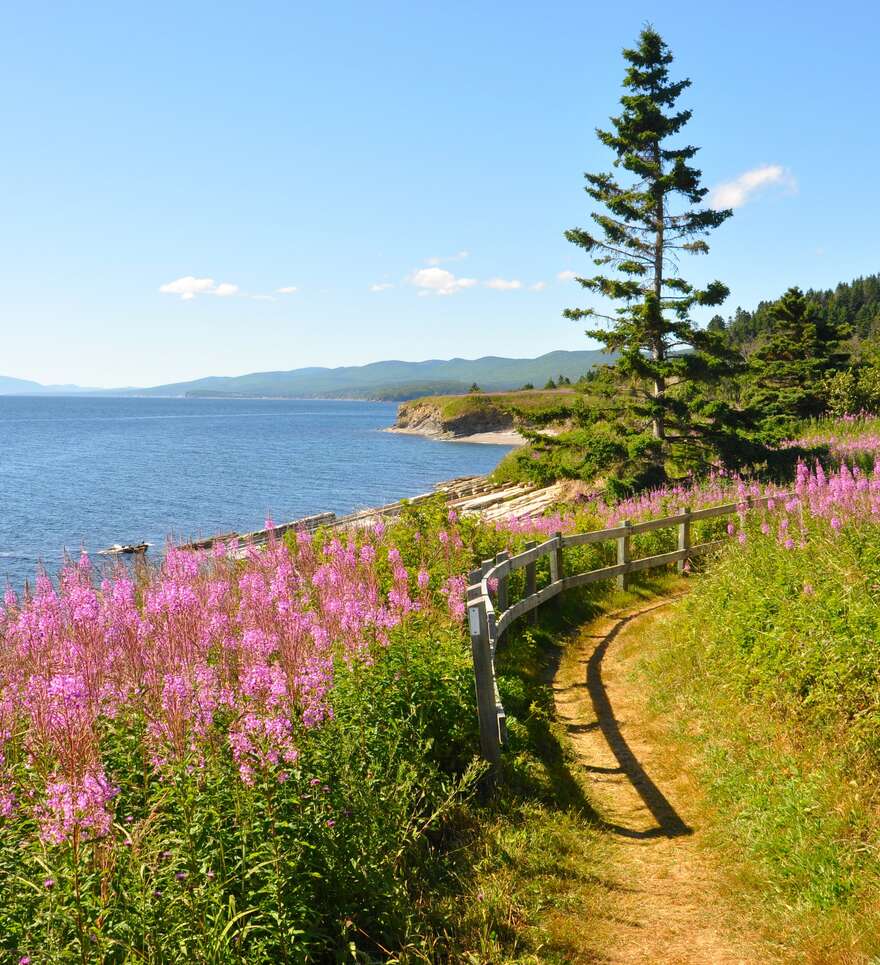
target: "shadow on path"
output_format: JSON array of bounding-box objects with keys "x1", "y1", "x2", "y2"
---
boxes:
[{"x1": 583, "y1": 605, "x2": 693, "y2": 840}]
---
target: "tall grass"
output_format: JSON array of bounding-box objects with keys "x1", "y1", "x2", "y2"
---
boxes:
[{"x1": 643, "y1": 459, "x2": 880, "y2": 955}]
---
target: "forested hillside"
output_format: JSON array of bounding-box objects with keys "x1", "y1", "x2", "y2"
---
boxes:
[{"x1": 718, "y1": 273, "x2": 880, "y2": 347}]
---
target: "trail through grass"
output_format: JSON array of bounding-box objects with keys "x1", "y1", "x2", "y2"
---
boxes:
[{"x1": 543, "y1": 589, "x2": 771, "y2": 964}]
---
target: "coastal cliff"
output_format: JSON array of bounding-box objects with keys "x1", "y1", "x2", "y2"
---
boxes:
[{"x1": 390, "y1": 389, "x2": 576, "y2": 444}]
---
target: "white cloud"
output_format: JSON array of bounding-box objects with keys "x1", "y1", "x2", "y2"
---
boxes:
[
  {"x1": 710, "y1": 164, "x2": 797, "y2": 209},
  {"x1": 557, "y1": 270, "x2": 578, "y2": 282},
  {"x1": 425, "y1": 249, "x2": 469, "y2": 266},
  {"x1": 485, "y1": 277, "x2": 522, "y2": 291},
  {"x1": 409, "y1": 267, "x2": 477, "y2": 296},
  {"x1": 159, "y1": 276, "x2": 244, "y2": 300},
  {"x1": 530, "y1": 281, "x2": 547, "y2": 291},
  {"x1": 159, "y1": 276, "x2": 217, "y2": 300},
  {"x1": 369, "y1": 282, "x2": 394, "y2": 292},
  {"x1": 276, "y1": 286, "x2": 298, "y2": 294}
]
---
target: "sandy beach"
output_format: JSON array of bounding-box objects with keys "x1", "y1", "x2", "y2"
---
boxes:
[{"x1": 385, "y1": 426, "x2": 525, "y2": 446}]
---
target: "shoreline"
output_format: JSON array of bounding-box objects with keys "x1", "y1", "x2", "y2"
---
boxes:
[{"x1": 384, "y1": 425, "x2": 525, "y2": 446}]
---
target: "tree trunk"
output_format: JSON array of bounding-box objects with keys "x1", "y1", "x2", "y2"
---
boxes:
[{"x1": 652, "y1": 142, "x2": 665, "y2": 442}]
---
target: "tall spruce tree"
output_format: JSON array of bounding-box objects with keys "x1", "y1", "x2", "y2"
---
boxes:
[{"x1": 564, "y1": 27, "x2": 750, "y2": 483}]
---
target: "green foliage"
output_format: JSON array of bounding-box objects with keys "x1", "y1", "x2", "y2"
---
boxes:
[
  {"x1": 645, "y1": 519, "x2": 880, "y2": 952},
  {"x1": 744, "y1": 287, "x2": 850, "y2": 439},
  {"x1": 823, "y1": 356, "x2": 880, "y2": 417}
]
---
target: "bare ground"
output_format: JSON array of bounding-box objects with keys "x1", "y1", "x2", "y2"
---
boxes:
[{"x1": 552, "y1": 597, "x2": 768, "y2": 964}]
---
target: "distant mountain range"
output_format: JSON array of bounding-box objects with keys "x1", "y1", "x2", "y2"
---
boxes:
[
  {"x1": 0, "y1": 350, "x2": 609, "y2": 402},
  {"x1": 0, "y1": 375, "x2": 100, "y2": 395}
]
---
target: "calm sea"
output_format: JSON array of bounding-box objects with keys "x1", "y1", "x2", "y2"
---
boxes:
[{"x1": 0, "y1": 396, "x2": 512, "y2": 587}]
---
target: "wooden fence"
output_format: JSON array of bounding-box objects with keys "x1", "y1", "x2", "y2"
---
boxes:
[{"x1": 465, "y1": 492, "x2": 792, "y2": 773}]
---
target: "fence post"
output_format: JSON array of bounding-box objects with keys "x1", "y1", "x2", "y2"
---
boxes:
[
  {"x1": 617, "y1": 519, "x2": 631, "y2": 591},
  {"x1": 677, "y1": 506, "x2": 691, "y2": 575},
  {"x1": 495, "y1": 550, "x2": 509, "y2": 613},
  {"x1": 549, "y1": 530, "x2": 564, "y2": 586},
  {"x1": 466, "y1": 576, "x2": 502, "y2": 776},
  {"x1": 524, "y1": 539, "x2": 538, "y2": 624}
]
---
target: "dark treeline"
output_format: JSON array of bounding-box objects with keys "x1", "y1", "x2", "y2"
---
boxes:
[{"x1": 713, "y1": 273, "x2": 880, "y2": 348}]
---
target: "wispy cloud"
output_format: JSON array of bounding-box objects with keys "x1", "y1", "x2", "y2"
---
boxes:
[
  {"x1": 159, "y1": 276, "x2": 221, "y2": 300},
  {"x1": 485, "y1": 277, "x2": 522, "y2": 291},
  {"x1": 710, "y1": 164, "x2": 797, "y2": 209},
  {"x1": 557, "y1": 270, "x2": 578, "y2": 282},
  {"x1": 425, "y1": 249, "x2": 469, "y2": 266},
  {"x1": 213, "y1": 282, "x2": 239, "y2": 297},
  {"x1": 408, "y1": 267, "x2": 477, "y2": 296},
  {"x1": 160, "y1": 276, "x2": 301, "y2": 302},
  {"x1": 530, "y1": 281, "x2": 547, "y2": 291},
  {"x1": 369, "y1": 282, "x2": 394, "y2": 292}
]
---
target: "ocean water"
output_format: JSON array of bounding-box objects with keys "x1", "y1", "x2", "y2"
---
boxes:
[{"x1": 0, "y1": 396, "x2": 513, "y2": 587}]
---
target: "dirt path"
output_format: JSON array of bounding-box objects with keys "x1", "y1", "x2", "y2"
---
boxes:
[{"x1": 553, "y1": 597, "x2": 765, "y2": 964}]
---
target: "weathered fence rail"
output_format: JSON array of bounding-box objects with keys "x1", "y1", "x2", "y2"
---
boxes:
[{"x1": 466, "y1": 491, "x2": 794, "y2": 774}]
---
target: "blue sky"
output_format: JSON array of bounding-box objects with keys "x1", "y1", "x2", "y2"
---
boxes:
[{"x1": 2, "y1": 1, "x2": 877, "y2": 387}]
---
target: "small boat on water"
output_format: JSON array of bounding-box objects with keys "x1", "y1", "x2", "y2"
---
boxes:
[{"x1": 98, "y1": 543, "x2": 151, "y2": 556}]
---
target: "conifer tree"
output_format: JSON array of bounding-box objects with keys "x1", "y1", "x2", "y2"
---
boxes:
[
  {"x1": 564, "y1": 27, "x2": 749, "y2": 483},
  {"x1": 745, "y1": 286, "x2": 850, "y2": 437}
]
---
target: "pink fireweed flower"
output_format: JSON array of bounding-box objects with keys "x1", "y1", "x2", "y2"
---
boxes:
[
  {"x1": 0, "y1": 493, "x2": 462, "y2": 828},
  {"x1": 440, "y1": 575, "x2": 467, "y2": 621},
  {"x1": 37, "y1": 768, "x2": 118, "y2": 845}
]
